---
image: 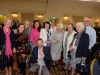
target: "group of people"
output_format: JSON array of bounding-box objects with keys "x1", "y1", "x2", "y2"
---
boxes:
[{"x1": 0, "y1": 17, "x2": 96, "y2": 75}]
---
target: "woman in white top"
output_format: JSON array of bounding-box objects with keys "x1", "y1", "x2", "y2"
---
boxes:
[
  {"x1": 40, "y1": 21, "x2": 51, "y2": 47},
  {"x1": 63, "y1": 24, "x2": 76, "y2": 74}
]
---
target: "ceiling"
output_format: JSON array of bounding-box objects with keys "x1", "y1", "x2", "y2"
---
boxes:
[
  {"x1": 33, "y1": 0, "x2": 100, "y2": 7},
  {"x1": 2, "y1": 0, "x2": 100, "y2": 7}
]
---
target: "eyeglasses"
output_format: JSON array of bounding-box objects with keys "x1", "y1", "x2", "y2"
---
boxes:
[{"x1": 83, "y1": 21, "x2": 89, "y2": 22}]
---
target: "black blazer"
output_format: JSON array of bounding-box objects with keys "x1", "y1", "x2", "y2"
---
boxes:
[
  {"x1": 0, "y1": 27, "x2": 15, "y2": 50},
  {"x1": 31, "y1": 46, "x2": 52, "y2": 70},
  {"x1": 75, "y1": 31, "x2": 89, "y2": 58}
]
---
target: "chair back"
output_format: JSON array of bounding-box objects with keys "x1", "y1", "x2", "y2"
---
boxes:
[{"x1": 90, "y1": 59, "x2": 99, "y2": 75}]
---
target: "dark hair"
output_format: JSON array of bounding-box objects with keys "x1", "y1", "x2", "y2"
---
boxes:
[
  {"x1": 17, "y1": 23, "x2": 25, "y2": 33},
  {"x1": 17, "y1": 23, "x2": 24, "y2": 28},
  {"x1": 43, "y1": 21, "x2": 51, "y2": 29},
  {"x1": 37, "y1": 38, "x2": 43, "y2": 42},
  {"x1": 33, "y1": 20, "x2": 41, "y2": 32}
]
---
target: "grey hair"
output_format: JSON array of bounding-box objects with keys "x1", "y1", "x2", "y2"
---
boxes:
[
  {"x1": 76, "y1": 22, "x2": 84, "y2": 29},
  {"x1": 56, "y1": 23, "x2": 63, "y2": 29}
]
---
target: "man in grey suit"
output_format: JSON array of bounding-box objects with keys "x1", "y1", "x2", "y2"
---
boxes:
[{"x1": 29, "y1": 38, "x2": 52, "y2": 75}]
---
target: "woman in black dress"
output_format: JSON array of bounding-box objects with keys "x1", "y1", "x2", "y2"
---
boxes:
[
  {"x1": 15, "y1": 23, "x2": 30, "y2": 75},
  {"x1": 0, "y1": 18, "x2": 16, "y2": 75}
]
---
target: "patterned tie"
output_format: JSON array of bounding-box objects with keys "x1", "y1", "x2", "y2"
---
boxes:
[
  {"x1": 47, "y1": 30, "x2": 51, "y2": 41},
  {"x1": 47, "y1": 30, "x2": 51, "y2": 47}
]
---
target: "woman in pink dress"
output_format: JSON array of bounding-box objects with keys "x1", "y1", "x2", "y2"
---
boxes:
[{"x1": 29, "y1": 20, "x2": 41, "y2": 52}]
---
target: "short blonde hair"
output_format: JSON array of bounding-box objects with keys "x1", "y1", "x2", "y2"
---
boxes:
[
  {"x1": 24, "y1": 20, "x2": 30, "y2": 24},
  {"x1": 57, "y1": 23, "x2": 63, "y2": 29},
  {"x1": 76, "y1": 22, "x2": 84, "y2": 29},
  {"x1": 4, "y1": 18, "x2": 12, "y2": 24}
]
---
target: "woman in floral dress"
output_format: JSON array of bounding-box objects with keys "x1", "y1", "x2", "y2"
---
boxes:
[{"x1": 15, "y1": 23, "x2": 30, "y2": 75}]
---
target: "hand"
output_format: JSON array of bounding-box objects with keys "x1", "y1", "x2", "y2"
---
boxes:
[
  {"x1": 0, "y1": 51, "x2": 2, "y2": 55},
  {"x1": 82, "y1": 57, "x2": 86, "y2": 60},
  {"x1": 46, "y1": 41, "x2": 51, "y2": 45},
  {"x1": 13, "y1": 48, "x2": 16, "y2": 53},
  {"x1": 69, "y1": 46, "x2": 73, "y2": 51},
  {"x1": 39, "y1": 51, "x2": 45, "y2": 58},
  {"x1": 57, "y1": 40, "x2": 60, "y2": 43},
  {"x1": 46, "y1": 41, "x2": 50, "y2": 43},
  {"x1": 21, "y1": 54, "x2": 26, "y2": 58},
  {"x1": 38, "y1": 57, "x2": 43, "y2": 61}
]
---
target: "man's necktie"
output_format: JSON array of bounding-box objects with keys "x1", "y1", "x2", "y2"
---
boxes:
[{"x1": 84, "y1": 27, "x2": 86, "y2": 32}]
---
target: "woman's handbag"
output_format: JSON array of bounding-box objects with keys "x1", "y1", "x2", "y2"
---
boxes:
[
  {"x1": 0, "y1": 45, "x2": 6, "y2": 70},
  {"x1": 12, "y1": 53, "x2": 19, "y2": 72},
  {"x1": 76, "y1": 60, "x2": 89, "y2": 73}
]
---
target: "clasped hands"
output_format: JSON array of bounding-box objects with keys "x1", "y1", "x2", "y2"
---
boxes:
[{"x1": 38, "y1": 51, "x2": 45, "y2": 61}]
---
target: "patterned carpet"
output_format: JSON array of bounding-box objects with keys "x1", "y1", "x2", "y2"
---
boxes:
[{"x1": 0, "y1": 65, "x2": 66, "y2": 75}]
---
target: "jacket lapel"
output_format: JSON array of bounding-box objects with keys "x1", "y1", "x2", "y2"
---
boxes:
[{"x1": 36, "y1": 47, "x2": 38, "y2": 59}]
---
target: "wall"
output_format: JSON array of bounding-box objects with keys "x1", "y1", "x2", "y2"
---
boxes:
[{"x1": 0, "y1": 0, "x2": 100, "y2": 26}]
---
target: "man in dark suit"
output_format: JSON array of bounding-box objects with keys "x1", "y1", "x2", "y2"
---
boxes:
[{"x1": 29, "y1": 38, "x2": 52, "y2": 75}]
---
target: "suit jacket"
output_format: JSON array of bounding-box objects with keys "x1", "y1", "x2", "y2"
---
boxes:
[
  {"x1": 75, "y1": 31, "x2": 89, "y2": 58},
  {"x1": 0, "y1": 27, "x2": 15, "y2": 50},
  {"x1": 31, "y1": 46, "x2": 52, "y2": 70}
]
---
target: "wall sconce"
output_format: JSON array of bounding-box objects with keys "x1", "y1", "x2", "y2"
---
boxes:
[
  {"x1": 11, "y1": 12, "x2": 18, "y2": 21},
  {"x1": 37, "y1": 14, "x2": 44, "y2": 19},
  {"x1": 63, "y1": 16, "x2": 69, "y2": 20},
  {"x1": 63, "y1": 16, "x2": 69, "y2": 27},
  {"x1": 96, "y1": 19, "x2": 100, "y2": 22},
  {"x1": 37, "y1": 14, "x2": 44, "y2": 24},
  {"x1": 11, "y1": 13, "x2": 18, "y2": 17}
]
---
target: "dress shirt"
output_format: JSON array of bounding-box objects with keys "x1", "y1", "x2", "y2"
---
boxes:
[
  {"x1": 85, "y1": 25, "x2": 96, "y2": 49},
  {"x1": 37, "y1": 47, "x2": 45, "y2": 66}
]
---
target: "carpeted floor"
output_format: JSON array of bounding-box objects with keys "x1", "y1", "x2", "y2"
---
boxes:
[{"x1": 0, "y1": 64, "x2": 67, "y2": 75}]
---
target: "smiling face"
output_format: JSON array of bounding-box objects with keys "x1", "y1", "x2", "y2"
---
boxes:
[
  {"x1": 76, "y1": 25, "x2": 83, "y2": 32},
  {"x1": 68, "y1": 25, "x2": 73, "y2": 32},
  {"x1": 45, "y1": 23, "x2": 50, "y2": 30},
  {"x1": 68, "y1": 19, "x2": 73, "y2": 24},
  {"x1": 37, "y1": 39, "x2": 43, "y2": 48},
  {"x1": 76, "y1": 22, "x2": 84, "y2": 33},
  {"x1": 51, "y1": 20, "x2": 56, "y2": 26},
  {"x1": 83, "y1": 17, "x2": 90, "y2": 27},
  {"x1": 18, "y1": 25, "x2": 25, "y2": 33},
  {"x1": 4, "y1": 19, "x2": 12, "y2": 28},
  {"x1": 25, "y1": 21, "x2": 30, "y2": 29},
  {"x1": 35, "y1": 22, "x2": 39, "y2": 28}
]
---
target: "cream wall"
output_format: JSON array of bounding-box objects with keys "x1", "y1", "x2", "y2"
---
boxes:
[{"x1": 0, "y1": 0, "x2": 100, "y2": 26}]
